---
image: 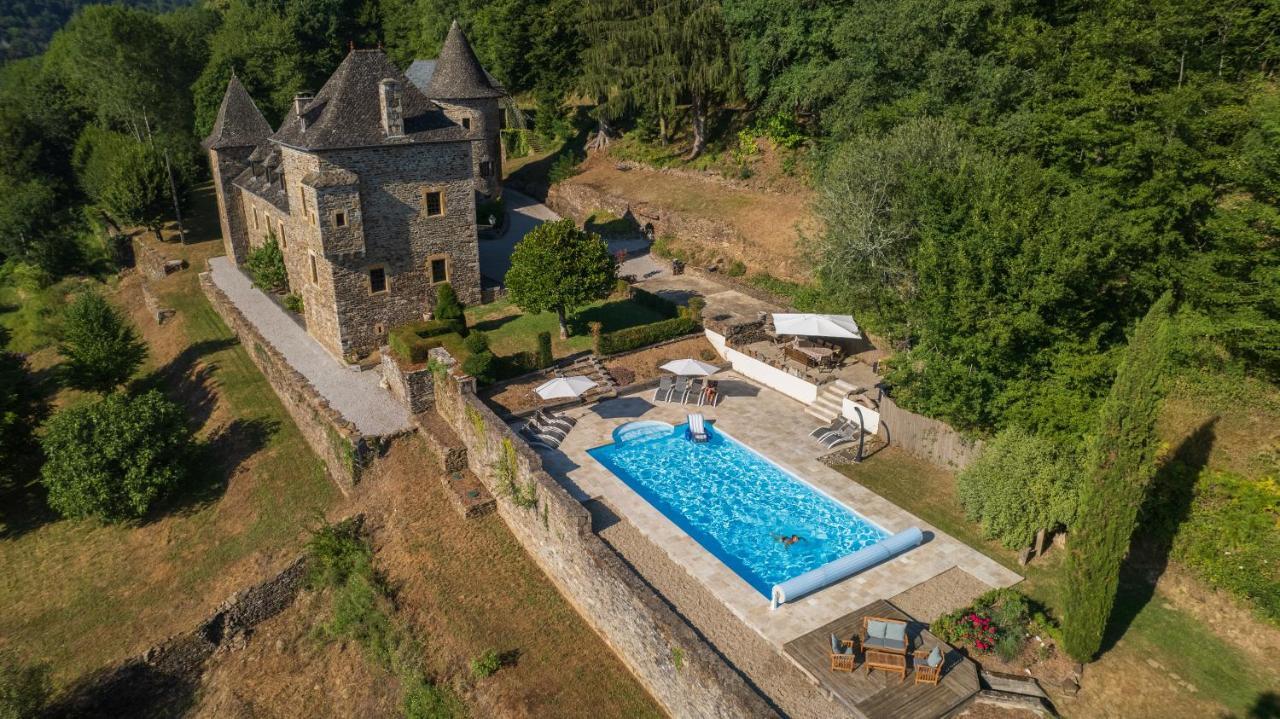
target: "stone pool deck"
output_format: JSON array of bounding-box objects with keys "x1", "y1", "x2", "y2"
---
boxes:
[{"x1": 534, "y1": 372, "x2": 1021, "y2": 648}]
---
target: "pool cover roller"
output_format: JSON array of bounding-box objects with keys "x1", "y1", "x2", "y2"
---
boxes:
[{"x1": 770, "y1": 527, "x2": 923, "y2": 609}]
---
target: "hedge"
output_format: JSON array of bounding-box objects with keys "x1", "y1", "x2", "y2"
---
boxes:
[
  {"x1": 595, "y1": 315, "x2": 699, "y2": 355},
  {"x1": 388, "y1": 322, "x2": 453, "y2": 364},
  {"x1": 630, "y1": 286, "x2": 680, "y2": 318}
]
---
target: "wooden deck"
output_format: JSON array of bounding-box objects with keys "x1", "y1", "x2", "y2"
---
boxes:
[{"x1": 782, "y1": 599, "x2": 979, "y2": 719}]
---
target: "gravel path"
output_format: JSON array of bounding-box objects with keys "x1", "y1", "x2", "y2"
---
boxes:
[
  {"x1": 208, "y1": 256, "x2": 412, "y2": 436},
  {"x1": 587, "y1": 499, "x2": 837, "y2": 719}
]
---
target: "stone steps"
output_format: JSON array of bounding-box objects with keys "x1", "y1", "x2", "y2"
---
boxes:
[{"x1": 804, "y1": 378, "x2": 859, "y2": 423}]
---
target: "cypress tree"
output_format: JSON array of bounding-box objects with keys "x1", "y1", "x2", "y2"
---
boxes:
[{"x1": 1061, "y1": 292, "x2": 1175, "y2": 661}]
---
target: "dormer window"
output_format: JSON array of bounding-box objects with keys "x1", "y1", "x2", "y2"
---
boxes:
[{"x1": 334, "y1": 210, "x2": 347, "y2": 227}]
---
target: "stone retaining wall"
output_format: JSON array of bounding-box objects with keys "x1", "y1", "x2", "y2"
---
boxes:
[
  {"x1": 379, "y1": 349, "x2": 436, "y2": 413},
  {"x1": 49, "y1": 554, "x2": 312, "y2": 718},
  {"x1": 430, "y1": 366, "x2": 778, "y2": 718},
  {"x1": 133, "y1": 237, "x2": 173, "y2": 280},
  {"x1": 200, "y1": 270, "x2": 380, "y2": 492}
]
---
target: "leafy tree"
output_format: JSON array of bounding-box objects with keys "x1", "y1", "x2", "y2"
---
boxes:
[
  {"x1": 58, "y1": 289, "x2": 147, "y2": 393},
  {"x1": 957, "y1": 427, "x2": 1081, "y2": 549},
  {"x1": 434, "y1": 282, "x2": 465, "y2": 324},
  {"x1": 73, "y1": 127, "x2": 185, "y2": 242},
  {"x1": 0, "y1": 649, "x2": 50, "y2": 719},
  {"x1": 504, "y1": 219, "x2": 615, "y2": 338},
  {"x1": 1061, "y1": 292, "x2": 1175, "y2": 661},
  {"x1": 245, "y1": 235, "x2": 288, "y2": 293},
  {"x1": 579, "y1": 0, "x2": 738, "y2": 157},
  {"x1": 40, "y1": 389, "x2": 192, "y2": 522}
]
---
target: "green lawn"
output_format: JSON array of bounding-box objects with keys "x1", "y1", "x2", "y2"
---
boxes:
[
  {"x1": 465, "y1": 296, "x2": 667, "y2": 359},
  {"x1": 833, "y1": 449, "x2": 1279, "y2": 717},
  {"x1": 0, "y1": 193, "x2": 338, "y2": 688}
]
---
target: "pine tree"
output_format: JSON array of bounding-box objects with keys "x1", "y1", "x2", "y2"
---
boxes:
[{"x1": 1060, "y1": 292, "x2": 1176, "y2": 661}]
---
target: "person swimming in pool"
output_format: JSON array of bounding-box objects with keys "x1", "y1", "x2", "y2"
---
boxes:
[{"x1": 773, "y1": 533, "x2": 803, "y2": 547}]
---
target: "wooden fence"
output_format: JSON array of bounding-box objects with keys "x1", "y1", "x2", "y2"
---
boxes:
[{"x1": 877, "y1": 392, "x2": 985, "y2": 470}]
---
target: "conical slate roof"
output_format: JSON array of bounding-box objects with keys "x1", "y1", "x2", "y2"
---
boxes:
[
  {"x1": 202, "y1": 75, "x2": 273, "y2": 150},
  {"x1": 423, "y1": 21, "x2": 503, "y2": 100},
  {"x1": 272, "y1": 48, "x2": 465, "y2": 150}
]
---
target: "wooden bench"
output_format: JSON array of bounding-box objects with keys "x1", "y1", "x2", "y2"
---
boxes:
[{"x1": 865, "y1": 648, "x2": 907, "y2": 681}]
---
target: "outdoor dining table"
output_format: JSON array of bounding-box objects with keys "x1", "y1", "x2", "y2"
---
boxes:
[{"x1": 796, "y1": 345, "x2": 835, "y2": 361}]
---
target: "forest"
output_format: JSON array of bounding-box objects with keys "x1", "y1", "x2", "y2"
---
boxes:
[{"x1": 0, "y1": 0, "x2": 1277, "y2": 665}]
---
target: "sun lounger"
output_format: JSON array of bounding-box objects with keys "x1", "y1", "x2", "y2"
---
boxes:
[
  {"x1": 520, "y1": 425, "x2": 560, "y2": 449},
  {"x1": 687, "y1": 413, "x2": 709, "y2": 442},
  {"x1": 687, "y1": 378, "x2": 705, "y2": 405},
  {"x1": 527, "y1": 417, "x2": 568, "y2": 441},
  {"x1": 655, "y1": 375, "x2": 673, "y2": 402},
  {"x1": 821, "y1": 421, "x2": 860, "y2": 448},
  {"x1": 671, "y1": 377, "x2": 690, "y2": 404},
  {"x1": 809, "y1": 417, "x2": 846, "y2": 442},
  {"x1": 535, "y1": 408, "x2": 574, "y2": 431}
]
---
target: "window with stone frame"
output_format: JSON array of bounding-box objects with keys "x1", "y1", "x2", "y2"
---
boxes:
[
  {"x1": 368, "y1": 266, "x2": 387, "y2": 294},
  {"x1": 252, "y1": 206, "x2": 259, "y2": 229},
  {"x1": 423, "y1": 189, "x2": 445, "y2": 217},
  {"x1": 461, "y1": 117, "x2": 471, "y2": 130},
  {"x1": 479, "y1": 160, "x2": 493, "y2": 178},
  {"x1": 428, "y1": 256, "x2": 448, "y2": 284},
  {"x1": 334, "y1": 210, "x2": 347, "y2": 227},
  {"x1": 309, "y1": 253, "x2": 318, "y2": 283},
  {"x1": 278, "y1": 220, "x2": 287, "y2": 248}
]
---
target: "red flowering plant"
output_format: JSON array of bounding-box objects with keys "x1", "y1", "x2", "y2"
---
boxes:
[{"x1": 959, "y1": 612, "x2": 999, "y2": 653}]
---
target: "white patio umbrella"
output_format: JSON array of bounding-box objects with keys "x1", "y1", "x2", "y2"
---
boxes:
[
  {"x1": 534, "y1": 375, "x2": 598, "y2": 400},
  {"x1": 771, "y1": 313, "x2": 862, "y2": 339},
  {"x1": 659, "y1": 358, "x2": 721, "y2": 376}
]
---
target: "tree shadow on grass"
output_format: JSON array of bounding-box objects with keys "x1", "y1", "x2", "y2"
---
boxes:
[
  {"x1": 470, "y1": 313, "x2": 522, "y2": 334},
  {"x1": 1247, "y1": 691, "x2": 1280, "y2": 718},
  {"x1": 567, "y1": 300, "x2": 663, "y2": 336},
  {"x1": 1100, "y1": 418, "x2": 1216, "y2": 655},
  {"x1": 148, "y1": 417, "x2": 279, "y2": 521},
  {"x1": 0, "y1": 358, "x2": 58, "y2": 539},
  {"x1": 46, "y1": 659, "x2": 198, "y2": 719},
  {"x1": 132, "y1": 337, "x2": 237, "y2": 431}
]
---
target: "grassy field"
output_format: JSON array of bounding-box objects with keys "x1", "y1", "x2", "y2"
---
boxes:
[
  {"x1": 466, "y1": 296, "x2": 667, "y2": 359},
  {"x1": 834, "y1": 448, "x2": 1280, "y2": 718},
  {"x1": 0, "y1": 188, "x2": 339, "y2": 688}
]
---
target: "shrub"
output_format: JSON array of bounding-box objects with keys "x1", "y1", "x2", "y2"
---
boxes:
[
  {"x1": 501, "y1": 128, "x2": 531, "y2": 158},
  {"x1": 0, "y1": 650, "x2": 50, "y2": 719},
  {"x1": 686, "y1": 296, "x2": 707, "y2": 321},
  {"x1": 245, "y1": 235, "x2": 288, "y2": 292},
  {"x1": 931, "y1": 588, "x2": 1036, "y2": 659},
  {"x1": 463, "y1": 330, "x2": 489, "y2": 355},
  {"x1": 995, "y1": 631, "x2": 1024, "y2": 662},
  {"x1": 434, "y1": 283, "x2": 466, "y2": 333},
  {"x1": 957, "y1": 427, "x2": 1081, "y2": 549},
  {"x1": 462, "y1": 351, "x2": 496, "y2": 383},
  {"x1": 469, "y1": 648, "x2": 501, "y2": 679},
  {"x1": 630, "y1": 286, "x2": 680, "y2": 318},
  {"x1": 612, "y1": 277, "x2": 632, "y2": 298},
  {"x1": 284, "y1": 293, "x2": 303, "y2": 314},
  {"x1": 535, "y1": 331, "x2": 553, "y2": 369},
  {"x1": 595, "y1": 316, "x2": 699, "y2": 355},
  {"x1": 306, "y1": 519, "x2": 372, "y2": 590},
  {"x1": 388, "y1": 324, "x2": 447, "y2": 364},
  {"x1": 502, "y1": 350, "x2": 539, "y2": 377},
  {"x1": 40, "y1": 389, "x2": 192, "y2": 522},
  {"x1": 59, "y1": 289, "x2": 147, "y2": 393},
  {"x1": 548, "y1": 152, "x2": 582, "y2": 184},
  {"x1": 725, "y1": 260, "x2": 746, "y2": 277}
]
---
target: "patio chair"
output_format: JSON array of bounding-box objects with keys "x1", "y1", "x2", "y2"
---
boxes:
[
  {"x1": 913, "y1": 646, "x2": 944, "y2": 685},
  {"x1": 654, "y1": 375, "x2": 673, "y2": 402},
  {"x1": 671, "y1": 376, "x2": 690, "y2": 404},
  {"x1": 829, "y1": 633, "x2": 857, "y2": 673},
  {"x1": 687, "y1": 413, "x2": 709, "y2": 442},
  {"x1": 820, "y1": 421, "x2": 859, "y2": 449},
  {"x1": 699, "y1": 380, "x2": 719, "y2": 407}
]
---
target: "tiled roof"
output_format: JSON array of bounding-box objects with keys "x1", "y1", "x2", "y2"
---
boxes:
[
  {"x1": 203, "y1": 75, "x2": 273, "y2": 150},
  {"x1": 301, "y1": 169, "x2": 359, "y2": 188},
  {"x1": 422, "y1": 21, "x2": 504, "y2": 99},
  {"x1": 407, "y1": 56, "x2": 506, "y2": 96},
  {"x1": 272, "y1": 48, "x2": 467, "y2": 151}
]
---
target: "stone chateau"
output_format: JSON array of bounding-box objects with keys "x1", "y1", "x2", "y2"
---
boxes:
[{"x1": 202, "y1": 21, "x2": 504, "y2": 360}]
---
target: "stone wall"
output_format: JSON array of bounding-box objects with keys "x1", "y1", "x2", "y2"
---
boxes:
[
  {"x1": 379, "y1": 348, "x2": 436, "y2": 413},
  {"x1": 430, "y1": 366, "x2": 778, "y2": 718},
  {"x1": 201, "y1": 270, "x2": 382, "y2": 492},
  {"x1": 48, "y1": 554, "x2": 311, "y2": 718}
]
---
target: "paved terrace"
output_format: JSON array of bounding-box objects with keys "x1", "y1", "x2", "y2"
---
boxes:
[
  {"x1": 207, "y1": 256, "x2": 412, "y2": 436},
  {"x1": 535, "y1": 372, "x2": 1020, "y2": 648}
]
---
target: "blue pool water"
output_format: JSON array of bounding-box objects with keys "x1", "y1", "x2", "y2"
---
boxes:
[{"x1": 587, "y1": 420, "x2": 888, "y2": 597}]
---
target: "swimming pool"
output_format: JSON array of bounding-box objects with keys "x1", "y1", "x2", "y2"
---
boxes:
[{"x1": 587, "y1": 420, "x2": 890, "y2": 598}]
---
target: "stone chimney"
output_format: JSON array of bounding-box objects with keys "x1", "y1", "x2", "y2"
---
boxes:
[
  {"x1": 378, "y1": 79, "x2": 404, "y2": 138},
  {"x1": 294, "y1": 93, "x2": 313, "y2": 131}
]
